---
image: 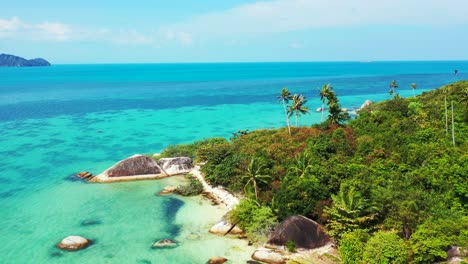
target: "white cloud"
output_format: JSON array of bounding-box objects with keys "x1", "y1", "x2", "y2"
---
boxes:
[
  {"x1": 0, "y1": 16, "x2": 22, "y2": 31},
  {"x1": 35, "y1": 22, "x2": 72, "y2": 41},
  {"x1": 163, "y1": 0, "x2": 468, "y2": 37}
]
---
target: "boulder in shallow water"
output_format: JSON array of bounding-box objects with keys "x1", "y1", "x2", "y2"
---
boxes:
[
  {"x1": 207, "y1": 256, "x2": 228, "y2": 264},
  {"x1": 209, "y1": 214, "x2": 243, "y2": 235},
  {"x1": 57, "y1": 236, "x2": 90, "y2": 251},
  {"x1": 152, "y1": 239, "x2": 178, "y2": 248},
  {"x1": 158, "y1": 157, "x2": 192, "y2": 175}
]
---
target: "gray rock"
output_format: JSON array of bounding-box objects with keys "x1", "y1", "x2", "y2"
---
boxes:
[
  {"x1": 107, "y1": 155, "x2": 162, "y2": 177},
  {"x1": 159, "y1": 157, "x2": 193, "y2": 175},
  {"x1": 251, "y1": 248, "x2": 286, "y2": 264},
  {"x1": 56, "y1": 236, "x2": 90, "y2": 251},
  {"x1": 207, "y1": 256, "x2": 228, "y2": 264},
  {"x1": 152, "y1": 239, "x2": 178, "y2": 248}
]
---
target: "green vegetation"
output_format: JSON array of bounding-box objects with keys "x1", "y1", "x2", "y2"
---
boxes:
[
  {"x1": 228, "y1": 199, "x2": 278, "y2": 244},
  {"x1": 160, "y1": 81, "x2": 468, "y2": 263},
  {"x1": 175, "y1": 175, "x2": 204, "y2": 196},
  {"x1": 286, "y1": 240, "x2": 297, "y2": 253}
]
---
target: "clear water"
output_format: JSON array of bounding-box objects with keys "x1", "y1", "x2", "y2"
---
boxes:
[{"x1": 0, "y1": 61, "x2": 466, "y2": 263}]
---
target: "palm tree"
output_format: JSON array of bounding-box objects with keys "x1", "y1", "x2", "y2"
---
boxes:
[
  {"x1": 319, "y1": 84, "x2": 332, "y2": 122},
  {"x1": 411, "y1": 83, "x2": 417, "y2": 97},
  {"x1": 327, "y1": 102, "x2": 343, "y2": 125},
  {"x1": 288, "y1": 152, "x2": 314, "y2": 178},
  {"x1": 389, "y1": 80, "x2": 398, "y2": 96},
  {"x1": 277, "y1": 87, "x2": 293, "y2": 136},
  {"x1": 242, "y1": 157, "x2": 271, "y2": 201},
  {"x1": 287, "y1": 94, "x2": 310, "y2": 127},
  {"x1": 459, "y1": 87, "x2": 468, "y2": 109}
]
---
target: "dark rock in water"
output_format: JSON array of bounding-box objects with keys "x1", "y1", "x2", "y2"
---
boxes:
[
  {"x1": 56, "y1": 236, "x2": 91, "y2": 251},
  {"x1": 246, "y1": 261, "x2": 262, "y2": 264},
  {"x1": 0, "y1": 53, "x2": 51, "y2": 67},
  {"x1": 267, "y1": 215, "x2": 331, "y2": 249},
  {"x1": 50, "y1": 252, "x2": 63, "y2": 258},
  {"x1": 80, "y1": 219, "x2": 102, "y2": 226},
  {"x1": 152, "y1": 239, "x2": 178, "y2": 248},
  {"x1": 107, "y1": 155, "x2": 162, "y2": 177},
  {"x1": 137, "y1": 259, "x2": 152, "y2": 264},
  {"x1": 207, "y1": 256, "x2": 228, "y2": 264}
]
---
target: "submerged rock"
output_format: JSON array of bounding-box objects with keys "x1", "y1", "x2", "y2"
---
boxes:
[
  {"x1": 207, "y1": 256, "x2": 228, "y2": 264},
  {"x1": 152, "y1": 239, "x2": 178, "y2": 248},
  {"x1": 251, "y1": 248, "x2": 286, "y2": 264},
  {"x1": 56, "y1": 236, "x2": 90, "y2": 251},
  {"x1": 80, "y1": 219, "x2": 102, "y2": 226},
  {"x1": 75, "y1": 171, "x2": 94, "y2": 180}
]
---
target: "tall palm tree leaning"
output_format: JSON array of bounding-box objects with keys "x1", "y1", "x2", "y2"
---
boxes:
[
  {"x1": 277, "y1": 87, "x2": 293, "y2": 136},
  {"x1": 319, "y1": 84, "x2": 332, "y2": 122},
  {"x1": 389, "y1": 80, "x2": 398, "y2": 96},
  {"x1": 242, "y1": 157, "x2": 271, "y2": 201},
  {"x1": 411, "y1": 83, "x2": 417, "y2": 97},
  {"x1": 288, "y1": 94, "x2": 310, "y2": 127}
]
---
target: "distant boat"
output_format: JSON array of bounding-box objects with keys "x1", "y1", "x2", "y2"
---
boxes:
[{"x1": 454, "y1": 69, "x2": 459, "y2": 76}]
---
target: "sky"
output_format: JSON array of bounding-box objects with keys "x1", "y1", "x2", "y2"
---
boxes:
[{"x1": 1, "y1": 0, "x2": 468, "y2": 64}]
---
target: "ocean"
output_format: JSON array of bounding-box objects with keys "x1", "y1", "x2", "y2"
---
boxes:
[{"x1": 0, "y1": 61, "x2": 466, "y2": 263}]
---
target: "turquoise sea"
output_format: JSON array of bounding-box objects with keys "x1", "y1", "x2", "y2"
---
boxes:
[{"x1": 0, "y1": 61, "x2": 466, "y2": 264}]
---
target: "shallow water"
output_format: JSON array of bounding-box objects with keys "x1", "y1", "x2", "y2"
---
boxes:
[{"x1": 0, "y1": 62, "x2": 466, "y2": 263}]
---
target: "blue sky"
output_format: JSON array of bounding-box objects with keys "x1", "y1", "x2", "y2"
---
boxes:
[{"x1": 1, "y1": 0, "x2": 468, "y2": 63}]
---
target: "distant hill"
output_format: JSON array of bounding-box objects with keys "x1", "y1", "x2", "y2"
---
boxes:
[{"x1": 0, "y1": 53, "x2": 51, "y2": 67}]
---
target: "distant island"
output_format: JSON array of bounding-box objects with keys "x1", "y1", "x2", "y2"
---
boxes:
[{"x1": 0, "y1": 53, "x2": 51, "y2": 67}]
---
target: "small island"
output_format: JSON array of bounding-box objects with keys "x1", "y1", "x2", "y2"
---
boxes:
[{"x1": 0, "y1": 53, "x2": 51, "y2": 67}]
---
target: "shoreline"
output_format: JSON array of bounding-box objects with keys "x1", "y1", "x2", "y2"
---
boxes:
[{"x1": 189, "y1": 165, "x2": 240, "y2": 210}]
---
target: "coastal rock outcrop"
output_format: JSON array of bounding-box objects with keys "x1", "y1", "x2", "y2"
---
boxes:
[
  {"x1": 56, "y1": 236, "x2": 90, "y2": 251},
  {"x1": 159, "y1": 157, "x2": 192, "y2": 175},
  {"x1": 89, "y1": 155, "x2": 193, "y2": 183},
  {"x1": 75, "y1": 171, "x2": 94, "y2": 180},
  {"x1": 152, "y1": 239, "x2": 178, "y2": 248},
  {"x1": 359, "y1": 100, "x2": 373, "y2": 111},
  {"x1": 251, "y1": 248, "x2": 287, "y2": 264},
  {"x1": 267, "y1": 215, "x2": 331, "y2": 249},
  {"x1": 158, "y1": 185, "x2": 176, "y2": 195},
  {"x1": 207, "y1": 256, "x2": 228, "y2": 264},
  {"x1": 209, "y1": 214, "x2": 243, "y2": 235},
  {"x1": 0, "y1": 53, "x2": 51, "y2": 67}
]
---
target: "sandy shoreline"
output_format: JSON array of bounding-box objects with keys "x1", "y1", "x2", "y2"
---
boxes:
[{"x1": 190, "y1": 165, "x2": 240, "y2": 210}]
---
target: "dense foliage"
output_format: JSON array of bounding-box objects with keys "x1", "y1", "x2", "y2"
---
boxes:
[
  {"x1": 161, "y1": 81, "x2": 468, "y2": 262},
  {"x1": 175, "y1": 175, "x2": 204, "y2": 196}
]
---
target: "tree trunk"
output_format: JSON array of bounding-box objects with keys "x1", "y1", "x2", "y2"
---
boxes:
[
  {"x1": 413, "y1": 89, "x2": 415, "y2": 97},
  {"x1": 452, "y1": 100, "x2": 455, "y2": 146},
  {"x1": 321, "y1": 102, "x2": 324, "y2": 122},
  {"x1": 445, "y1": 95, "x2": 448, "y2": 135},
  {"x1": 253, "y1": 180, "x2": 259, "y2": 201},
  {"x1": 295, "y1": 112, "x2": 298, "y2": 127},
  {"x1": 282, "y1": 101, "x2": 291, "y2": 136}
]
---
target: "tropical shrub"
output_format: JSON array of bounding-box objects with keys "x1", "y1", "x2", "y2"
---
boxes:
[{"x1": 362, "y1": 231, "x2": 408, "y2": 264}]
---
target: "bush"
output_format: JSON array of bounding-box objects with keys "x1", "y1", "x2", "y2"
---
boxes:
[
  {"x1": 286, "y1": 240, "x2": 297, "y2": 253},
  {"x1": 175, "y1": 176, "x2": 204, "y2": 196},
  {"x1": 229, "y1": 199, "x2": 278, "y2": 244},
  {"x1": 362, "y1": 231, "x2": 408, "y2": 264},
  {"x1": 339, "y1": 230, "x2": 369, "y2": 264}
]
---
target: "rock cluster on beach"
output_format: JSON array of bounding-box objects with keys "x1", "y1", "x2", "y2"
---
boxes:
[{"x1": 89, "y1": 155, "x2": 192, "y2": 182}]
